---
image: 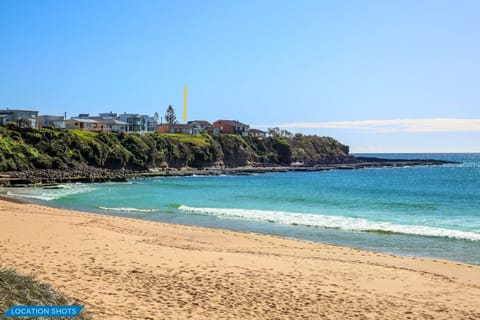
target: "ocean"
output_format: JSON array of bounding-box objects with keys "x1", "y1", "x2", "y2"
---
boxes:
[{"x1": 6, "y1": 153, "x2": 480, "y2": 265}]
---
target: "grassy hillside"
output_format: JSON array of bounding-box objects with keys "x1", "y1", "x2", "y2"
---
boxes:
[{"x1": 0, "y1": 124, "x2": 350, "y2": 172}]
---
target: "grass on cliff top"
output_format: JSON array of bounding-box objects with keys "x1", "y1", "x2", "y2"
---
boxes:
[
  {"x1": 69, "y1": 129, "x2": 98, "y2": 140},
  {"x1": 0, "y1": 268, "x2": 91, "y2": 320},
  {"x1": 161, "y1": 133, "x2": 210, "y2": 147}
]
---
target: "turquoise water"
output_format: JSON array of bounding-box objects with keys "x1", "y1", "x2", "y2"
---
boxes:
[{"x1": 7, "y1": 153, "x2": 480, "y2": 264}]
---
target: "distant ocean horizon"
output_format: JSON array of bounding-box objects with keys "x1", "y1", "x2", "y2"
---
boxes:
[{"x1": 6, "y1": 153, "x2": 480, "y2": 265}]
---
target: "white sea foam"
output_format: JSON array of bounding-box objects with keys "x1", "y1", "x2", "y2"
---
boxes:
[
  {"x1": 97, "y1": 206, "x2": 158, "y2": 213},
  {"x1": 6, "y1": 184, "x2": 94, "y2": 201},
  {"x1": 178, "y1": 205, "x2": 480, "y2": 241}
]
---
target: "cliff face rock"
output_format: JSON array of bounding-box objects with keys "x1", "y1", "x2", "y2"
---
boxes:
[
  {"x1": 211, "y1": 134, "x2": 251, "y2": 167},
  {"x1": 0, "y1": 125, "x2": 350, "y2": 172},
  {"x1": 244, "y1": 134, "x2": 350, "y2": 165}
]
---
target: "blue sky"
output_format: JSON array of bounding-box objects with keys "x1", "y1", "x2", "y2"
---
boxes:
[{"x1": 1, "y1": 0, "x2": 479, "y2": 152}]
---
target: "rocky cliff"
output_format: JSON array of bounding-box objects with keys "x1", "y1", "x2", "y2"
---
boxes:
[{"x1": 0, "y1": 124, "x2": 350, "y2": 172}]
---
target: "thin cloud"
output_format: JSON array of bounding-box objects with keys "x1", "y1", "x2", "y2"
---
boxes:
[{"x1": 255, "y1": 118, "x2": 480, "y2": 133}]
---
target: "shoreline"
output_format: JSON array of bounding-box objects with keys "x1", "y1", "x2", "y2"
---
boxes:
[
  {"x1": 1, "y1": 199, "x2": 479, "y2": 319},
  {"x1": 2, "y1": 192, "x2": 479, "y2": 266},
  {"x1": 0, "y1": 157, "x2": 453, "y2": 187}
]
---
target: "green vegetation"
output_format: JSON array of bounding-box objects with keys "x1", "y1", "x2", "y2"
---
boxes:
[
  {"x1": 0, "y1": 125, "x2": 350, "y2": 172},
  {"x1": 0, "y1": 267, "x2": 91, "y2": 320},
  {"x1": 245, "y1": 133, "x2": 349, "y2": 164}
]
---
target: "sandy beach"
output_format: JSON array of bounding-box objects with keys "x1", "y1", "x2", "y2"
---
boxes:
[{"x1": 0, "y1": 198, "x2": 479, "y2": 320}]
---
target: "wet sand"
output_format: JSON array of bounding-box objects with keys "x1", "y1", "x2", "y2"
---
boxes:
[{"x1": 0, "y1": 199, "x2": 479, "y2": 319}]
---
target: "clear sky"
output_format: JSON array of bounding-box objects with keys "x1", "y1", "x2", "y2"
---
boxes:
[{"x1": 1, "y1": 0, "x2": 479, "y2": 152}]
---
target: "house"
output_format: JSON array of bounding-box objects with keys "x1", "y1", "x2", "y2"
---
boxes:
[
  {"x1": 65, "y1": 118, "x2": 98, "y2": 131},
  {"x1": 170, "y1": 124, "x2": 198, "y2": 135},
  {"x1": 213, "y1": 120, "x2": 249, "y2": 137},
  {"x1": 158, "y1": 123, "x2": 200, "y2": 135},
  {"x1": 118, "y1": 113, "x2": 143, "y2": 132},
  {"x1": 249, "y1": 128, "x2": 267, "y2": 138},
  {"x1": 66, "y1": 117, "x2": 129, "y2": 132},
  {"x1": 38, "y1": 115, "x2": 66, "y2": 129},
  {"x1": 0, "y1": 114, "x2": 9, "y2": 126},
  {"x1": 0, "y1": 109, "x2": 39, "y2": 128},
  {"x1": 88, "y1": 117, "x2": 129, "y2": 133},
  {"x1": 187, "y1": 120, "x2": 212, "y2": 132},
  {"x1": 157, "y1": 124, "x2": 169, "y2": 133},
  {"x1": 145, "y1": 116, "x2": 159, "y2": 132},
  {"x1": 206, "y1": 127, "x2": 220, "y2": 135},
  {"x1": 117, "y1": 113, "x2": 159, "y2": 132}
]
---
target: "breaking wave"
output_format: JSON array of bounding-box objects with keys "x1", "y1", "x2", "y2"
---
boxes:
[{"x1": 178, "y1": 205, "x2": 480, "y2": 241}]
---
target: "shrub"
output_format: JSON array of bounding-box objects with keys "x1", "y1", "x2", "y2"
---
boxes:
[{"x1": 0, "y1": 267, "x2": 91, "y2": 320}]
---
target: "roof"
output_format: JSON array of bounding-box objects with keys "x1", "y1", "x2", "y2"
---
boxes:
[
  {"x1": 38, "y1": 115, "x2": 65, "y2": 118},
  {"x1": 69, "y1": 118, "x2": 98, "y2": 123},
  {"x1": 188, "y1": 120, "x2": 212, "y2": 126},
  {"x1": 113, "y1": 119, "x2": 129, "y2": 125},
  {"x1": 0, "y1": 109, "x2": 39, "y2": 113},
  {"x1": 250, "y1": 128, "x2": 266, "y2": 133},
  {"x1": 88, "y1": 117, "x2": 128, "y2": 125},
  {"x1": 214, "y1": 120, "x2": 249, "y2": 127},
  {"x1": 169, "y1": 123, "x2": 195, "y2": 129}
]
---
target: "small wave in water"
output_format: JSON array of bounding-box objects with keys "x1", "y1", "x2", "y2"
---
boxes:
[
  {"x1": 97, "y1": 206, "x2": 159, "y2": 213},
  {"x1": 6, "y1": 184, "x2": 94, "y2": 201},
  {"x1": 178, "y1": 205, "x2": 480, "y2": 241}
]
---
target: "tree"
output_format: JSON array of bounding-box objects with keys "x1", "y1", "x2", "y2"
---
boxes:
[
  {"x1": 267, "y1": 127, "x2": 281, "y2": 137},
  {"x1": 267, "y1": 127, "x2": 292, "y2": 138},
  {"x1": 165, "y1": 105, "x2": 177, "y2": 125},
  {"x1": 280, "y1": 129, "x2": 293, "y2": 138}
]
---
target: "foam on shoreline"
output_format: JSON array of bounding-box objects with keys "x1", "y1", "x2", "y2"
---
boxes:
[{"x1": 178, "y1": 205, "x2": 480, "y2": 241}]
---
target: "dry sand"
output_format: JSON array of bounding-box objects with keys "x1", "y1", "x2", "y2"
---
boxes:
[{"x1": 0, "y1": 198, "x2": 479, "y2": 320}]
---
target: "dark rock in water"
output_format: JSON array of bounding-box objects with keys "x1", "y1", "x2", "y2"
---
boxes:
[
  {"x1": 350, "y1": 156, "x2": 456, "y2": 166},
  {"x1": 1, "y1": 165, "x2": 135, "y2": 187},
  {"x1": 0, "y1": 156, "x2": 454, "y2": 188}
]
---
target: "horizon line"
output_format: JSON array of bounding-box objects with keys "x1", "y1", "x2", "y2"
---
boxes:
[{"x1": 254, "y1": 118, "x2": 480, "y2": 133}]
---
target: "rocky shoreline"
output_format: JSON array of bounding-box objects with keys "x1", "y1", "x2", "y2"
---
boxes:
[{"x1": 0, "y1": 157, "x2": 454, "y2": 187}]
